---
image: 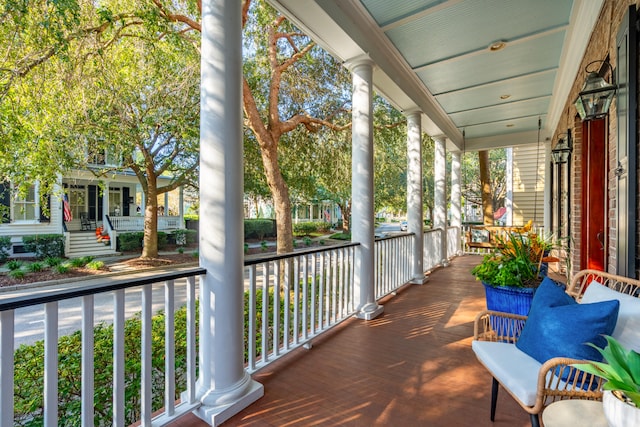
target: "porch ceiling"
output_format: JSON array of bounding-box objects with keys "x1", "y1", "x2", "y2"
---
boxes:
[{"x1": 267, "y1": 0, "x2": 605, "y2": 152}]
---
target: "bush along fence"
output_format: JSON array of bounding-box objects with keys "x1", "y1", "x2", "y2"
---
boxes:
[
  {"x1": 22, "y1": 234, "x2": 65, "y2": 259},
  {"x1": 116, "y1": 230, "x2": 197, "y2": 252},
  {"x1": 13, "y1": 277, "x2": 322, "y2": 426}
]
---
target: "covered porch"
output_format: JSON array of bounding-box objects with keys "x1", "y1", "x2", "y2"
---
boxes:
[{"x1": 175, "y1": 255, "x2": 531, "y2": 427}]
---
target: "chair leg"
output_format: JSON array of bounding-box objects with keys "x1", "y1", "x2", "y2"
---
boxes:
[
  {"x1": 530, "y1": 413, "x2": 540, "y2": 427},
  {"x1": 490, "y1": 377, "x2": 499, "y2": 421}
]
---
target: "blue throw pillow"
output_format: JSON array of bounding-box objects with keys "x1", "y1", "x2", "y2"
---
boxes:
[{"x1": 516, "y1": 277, "x2": 620, "y2": 364}]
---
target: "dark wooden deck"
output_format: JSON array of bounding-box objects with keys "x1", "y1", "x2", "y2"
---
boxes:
[{"x1": 171, "y1": 255, "x2": 532, "y2": 426}]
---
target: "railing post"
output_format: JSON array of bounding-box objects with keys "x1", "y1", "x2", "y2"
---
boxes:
[
  {"x1": 196, "y1": 0, "x2": 263, "y2": 424},
  {"x1": 349, "y1": 57, "x2": 383, "y2": 320}
]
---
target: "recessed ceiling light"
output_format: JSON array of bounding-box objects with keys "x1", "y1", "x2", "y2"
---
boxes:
[
  {"x1": 506, "y1": 124, "x2": 515, "y2": 128},
  {"x1": 488, "y1": 40, "x2": 507, "y2": 52},
  {"x1": 500, "y1": 94, "x2": 511, "y2": 100}
]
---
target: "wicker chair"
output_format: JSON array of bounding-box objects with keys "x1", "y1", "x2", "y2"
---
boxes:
[{"x1": 472, "y1": 269, "x2": 640, "y2": 427}]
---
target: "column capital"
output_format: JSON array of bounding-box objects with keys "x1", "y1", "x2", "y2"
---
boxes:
[{"x1": 345, "y1": 54, "x2": 374, "y2": 71}]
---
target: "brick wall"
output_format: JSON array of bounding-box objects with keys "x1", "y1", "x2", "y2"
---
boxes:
[{"x1": 552, "y1": 0, "x2": 640, "y2": 277}]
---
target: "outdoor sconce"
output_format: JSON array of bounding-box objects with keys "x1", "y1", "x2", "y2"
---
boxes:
[
  {"x1": 574, "y1": 60, "x2": 617, "y2": 121},
  {"x1": 551, "y1": 130, "x2": 572, "y2": 165}
]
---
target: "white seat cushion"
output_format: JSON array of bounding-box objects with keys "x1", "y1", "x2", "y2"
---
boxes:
[
  {"x1": 580, "y1": 281, "x2": 640, "y2": 352},
  {"x1": 472, "y1": 341, "x2": 541, "y2": 406}
]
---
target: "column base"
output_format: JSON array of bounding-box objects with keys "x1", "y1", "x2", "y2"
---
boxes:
[
  {"x1": 356, "y1": 303, "x2": 384, "y2": 320},
  {"x1": 441, "y1": 259, "x2": 450, "y2": 267},
  {"x1": 410, "y1": 275, "x2": 429, "y2": 285},
  {"x1": 195, "y1": 378, "x2": 264, "y2": 426}
]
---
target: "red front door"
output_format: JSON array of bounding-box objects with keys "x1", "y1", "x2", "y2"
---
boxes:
[{"x1": 580, "y1": 119, "x2": 607, "y2": 271}]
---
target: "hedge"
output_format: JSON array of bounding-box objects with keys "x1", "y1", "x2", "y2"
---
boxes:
[
  {"x1": 244, "y1": 219, "x2": 275, "y2": 240},
  {"x1": 22, "y1": 234, "x2": 65, "y2": 259},
  {"x1": 13, "y1": 305, "x2": 194, "y2": 426},
  {"x1": 293, "y1": 221, "x2": 331, "y2": 236},
  {"x1": 0, "y1": 236, "x2": 10, "y2": 263}
]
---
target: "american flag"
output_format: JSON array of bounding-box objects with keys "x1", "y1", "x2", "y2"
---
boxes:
[{"x1": 63, "y1": 194, "x2": 72, "y2": 222}]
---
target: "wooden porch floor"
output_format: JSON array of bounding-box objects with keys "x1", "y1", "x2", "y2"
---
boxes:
[{"x1": 171, "y1": 255, "x2": 532, "y2": 427}]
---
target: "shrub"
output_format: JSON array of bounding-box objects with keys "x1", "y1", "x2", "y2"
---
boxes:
[
  {"x1": 13, "y1": 304, "x2": 195, "y2": 426},
  {"x1": 329, "y1": 232, "x2": 351, "y2": 241},
  {"x1": 303, "y1": 236, "x2": 312, "y2": 246},
  {"x1": 178, "y1": 247, "x2": 184, "y2": 254},
  {"x1": 192, "y1": 250, "x2": 198, "y2": 258},
  {"x1": 0, "y1": 236, "x2": 11, "y2": 263},
  {"x1": 244, "y1": 243, "x2": 248, "y2": 254},
  {"x1": 70, "y1": 258, "x2": 87, "y2": 268},
  {"x1": 173, "y1": 229, "x2": 196, "y2": 246},
  {"x1": 9, "y1": 269, "x2": 25, "y2": 279},
  {"x1": 293, "y1": 221, "x2": 331, "y2": 236},
  {"x1": 260, "y1": 240, "x2": 268, "y2": 251},
  {"x1": 27, "y1": 262, "x2": 44, "y2": 273},
  {"x1": 117, "y1": 232, "x2": 144, "y2": 252},
  {"x1": 86, "y1": 260, "x2": 105, "y2": 270},
  {"x1": 6, "y1": 260, "x2": 22, "y2": 270},
  {"x1": 55, "y1": 263, "x2": 71, "y2": 274},
  {"x1": 44, "y1": 257, "x2": 62, "y2": 267},
  {"x1": 245, "y1": 219, "x2": 275, "y2": 240},
  {"x1": 22, "y1": 234, "x2": 65, "y2": 259},
  {"x1": 157, "y1": 232, "x2": 168, "y2": 250}
]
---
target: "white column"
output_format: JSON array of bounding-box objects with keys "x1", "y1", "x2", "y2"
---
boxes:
[
  {"x1": 102, "y1": 182, "x2": 109, "y2": 225},
  {"x1": 451, "y1": 151, "x2": 462, "y2": 255},
  {"x1": 164, "y1": 192, "x2": 169, "y2": 216},
  {"x1": 195, "y1": 0, "x2": 263, "y2": 424},
  {"x1": 350, "y1": 58, "x2": 383, "y2": 320},
  {"x1": 506, "y1": 147, "x2": 513, "y2": 226},
  {"x1": 179, "y1": 186, "x2": 184, "y2": 224},
  {"x1": 406, "y1": 111, "x2": 426, "y2": 284},
  {"x1": 543, "y1": 142, "x2": 552, "y2": 233},
  {"x1": 434, "y1": 136, "x2": 449, "y2": 266}
]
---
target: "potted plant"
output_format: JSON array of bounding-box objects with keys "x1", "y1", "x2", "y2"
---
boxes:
[
  {"x1": 573, "y1": 336, "x2": 640, "y2": 427},
  {"x1": 471, "y1": 224, "x2": 553, "y2": 315}
]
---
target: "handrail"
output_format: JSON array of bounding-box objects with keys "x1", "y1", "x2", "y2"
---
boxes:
[
  {"x1": 0, "y1": 267, "x2": 206, "y2": 311},
  {"x1": 244, "y1": 241, "x2": 359, "y2": 266}
]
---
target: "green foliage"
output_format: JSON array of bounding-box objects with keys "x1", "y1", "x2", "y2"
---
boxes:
[
  {"x1": 177, "y1": 247, "x2": 184, "y2": 254},
  {"x1": 0, "y1": 236, "x2": 11, "y2": 263},
  {"x1": 293, "y1": 221, "x2": 330, "y2": 236},
  {"x1": 9, "y1": 269, "x2": 25, "y2": 279},
  {"x1": 303, "y1": 236, "x2": 312, "y2": 246},
  {"x1": 27, "y1": 262, "x2": 44, "y2": 272},
  {"x1": 183, "y1": 214, "x2": 199, "y2": 221},
  {"x1": 13, "y1": 304, "x2": 196, "y2": 426},
  {"x1": 157, "y1": 232, "x2": 168, "y2": 250},
  {"x1": 319, "y1": 239, "x2": 326, "y2": 245},
  {"x1": 245, "y1": 219, "x2": 276, "y2": 240},
  {"x1": 70, "y1": 257, "x2": 87, "y2": 268},
  {"x1": 260, "y1": 240, "x2": 268, "y2": 251},
  {"x1": 244, "y1": 243, "x2": 249, "y2": 254},
  {"x1": 86, "y1": 260, "x2": 105, "y2": 270},
  {"x1": 192, "y1": 250, "x2": 198, "y2": 258},
  {"x1": 329, "y1": 232, "x2": 351, "y2": 241},
  {"x1": 45, "y1": 257, "x2": 62, "y2": 267},
  {"x1": 573, "y1": 336, "x2": 640, "y2": 407},
  {"x1": 471, "y1": 231, "x2": 542, "y2": 288},
  {"x1": 173, "y1": 229, "x2": 191, "y2": 246},
  {"x1": 55, "y1": 263, "x2": 71, "y2": 274},
  {"x1": 6, "y1": 260, "x2": 23, "y2": 271},
  {"x1": 22, "y1": 234, "x2": 65, "y2": 259},
  {"x1": 117, "y1": 232, "x2": 144, "y2": 252}
]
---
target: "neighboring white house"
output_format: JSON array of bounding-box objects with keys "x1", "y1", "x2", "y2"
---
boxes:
[{"x1": 1, "y1": 153, "x2": 185, "y2": 258}]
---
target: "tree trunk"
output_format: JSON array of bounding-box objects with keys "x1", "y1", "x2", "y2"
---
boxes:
[
  {"x1": 141, "y1": 175, "x2": 159, "y2": 259},
  {"x1": 478, "y1": 150, "x2": 494, "y2": 225},
  {"x1": 261, "y1": 146, "x2": 294, "y2": 254},
  {"x1": 338, "y1": 200, "x2": 350, "y2": 232}
]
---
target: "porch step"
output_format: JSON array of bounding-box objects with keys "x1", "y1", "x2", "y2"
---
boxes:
[{"x1": 67, "y1": 232, "x2": 119, "y2": 259}]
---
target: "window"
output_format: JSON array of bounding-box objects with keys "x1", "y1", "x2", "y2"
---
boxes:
[
  {"x1": 69, "y1": 186, "x2": 86, "y2": 219},
  {"x1": 109, "y1": 188, "x2": 121, "y2": 215},
  {"x1": 13, "y1": 185, "x2": 37, "y2": 221}
]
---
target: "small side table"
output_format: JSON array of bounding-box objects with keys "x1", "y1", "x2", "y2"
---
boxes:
[{"x1": 542, "y1": 399, "x2": 607, "y2": 427}]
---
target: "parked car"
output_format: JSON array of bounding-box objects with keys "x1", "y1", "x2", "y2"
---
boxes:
[{"x1": 400, "y1": 221, "x2": 408, "y2": 231}]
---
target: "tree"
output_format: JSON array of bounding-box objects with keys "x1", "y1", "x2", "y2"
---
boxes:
[
  {"x1": 78, "y1": 35, "x2": 200, "y2": 259},
  {"x1": 462, "y1": 148, "x2": 506, "y2": 223}
]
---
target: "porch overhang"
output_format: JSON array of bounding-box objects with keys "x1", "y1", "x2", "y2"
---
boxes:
[{"x1": 267, "y1": 0, "x2": 605, "y2": 152}]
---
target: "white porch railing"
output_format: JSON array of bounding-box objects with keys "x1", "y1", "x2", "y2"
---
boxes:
[
  {"x1": 374, "y1": 234, "x2": 413, "y2": 299},
  {"x1": 0, "y1": 268, "x2": 204, "y2": 427},
  {"x1": 109, "y1": 216, "x2": 182, "y2": 231},
  {"x1": 0, "y1": 231, "x2": 461, "y2": 426},
  {"x1": 244, "y1": 243, "x2": 358, "y2": 373}
]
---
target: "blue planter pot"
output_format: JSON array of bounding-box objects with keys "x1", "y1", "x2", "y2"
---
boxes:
[{"x1": 482, "y1": 281, "x2": 536, "y2": 316}]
